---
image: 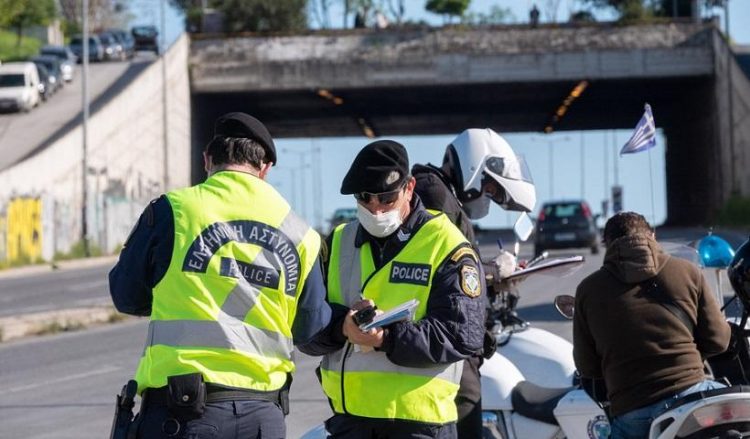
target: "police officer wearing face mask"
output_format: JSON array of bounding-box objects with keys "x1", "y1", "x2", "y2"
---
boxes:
[
  {"x1": 411, "y1": 128, "x2": 536, "y2": 438},
  {"x1": 297, "y1": 140, "x2": 486, "y2": 439}
]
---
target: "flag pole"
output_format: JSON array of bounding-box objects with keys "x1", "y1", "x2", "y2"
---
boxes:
[{"x1": 648, "y1": 145, "x2": 656, "y2": 225}]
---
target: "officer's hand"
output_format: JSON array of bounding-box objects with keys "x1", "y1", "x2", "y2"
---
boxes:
[
  {"x1": 351, "y1": 299, "x2": 375, "y2": 311},
  {"x1": 492, "y1": 250, "x2": 518, "y2": 280},
  {"x1": 343, "y1": 309, "x2": 384, "y2": 348}
]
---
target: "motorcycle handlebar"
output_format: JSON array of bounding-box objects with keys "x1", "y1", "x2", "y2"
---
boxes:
[{"x1": 526, "y1": 251, "x2": 549, "y2": 268}]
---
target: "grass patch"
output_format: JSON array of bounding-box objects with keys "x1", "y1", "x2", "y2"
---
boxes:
[
  {"x1": 0, "y1": 29, "x2": 43, "y2": 62},
  {"x1": 32, "y1": 320, "x2": 87, "y2": 336},
  {"x1": 53, "y1": 240, "x2": 103, "y2": 261},
  {"x1": 107, "y1": 310, "x2": 128, "y2": 323}
]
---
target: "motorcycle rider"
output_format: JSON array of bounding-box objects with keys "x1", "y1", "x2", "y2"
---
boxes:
[
  {"x1": 411, "y1": 128, "x2": 536, "y2": 437},
  {"x1": 573, "y1": 211, "x2": 731, "y2": 439}
]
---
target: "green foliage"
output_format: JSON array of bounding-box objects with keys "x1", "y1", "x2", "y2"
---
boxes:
[
  {"x1": 655, "y1": 0, "x2": 693, "y2": 17},
  {"x1": 581, "y1": 0, "x2": 654, "y2": 21},
  {"x1": 2, "y1": 0, "x2": 56, "y2": 44},
  {"x1": 53, "y1": 240, "x2": 103, "y2": 261},
  {"x1": 0, "y1": 29, "x2": 42, "y2": 62},
  {"x1": 425, "y1": 0, "x2": 471, "y2": 19},
  {"x1": 570, "y1": 10, "x2": 597, "y2": 23},
  {"x1": 462, "y1": 5, "x2": 514, "y2": 25},
  {"x1": 717, "y1": 195, "x2": 750, "y2": 227},
  {"x1": 33, "y1": 320, "x2": 86, "y2": 336},
  {"x1": 218, "y1": 0, "x2": 308, "y2": 32}
]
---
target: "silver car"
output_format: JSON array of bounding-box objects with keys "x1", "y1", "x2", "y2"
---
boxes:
[{"x1": 40, "y1": 45, "x2": 76, "y2": 82}]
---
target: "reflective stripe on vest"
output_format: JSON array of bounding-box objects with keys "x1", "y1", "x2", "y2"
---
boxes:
[
  {"x1": 134, "y1": 172, "x2": 319, "y2": 394},
  {"x1": 321, "y1": 214, "x2": 466, "y2": 424}
]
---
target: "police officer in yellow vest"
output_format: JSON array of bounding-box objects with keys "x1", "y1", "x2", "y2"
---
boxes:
[
  {"x1": 298, "y1": 140, "x2": 486, "y2": 439},
  {"x1": 109, "y1": 112, "x2": 332, "y2": 439}
]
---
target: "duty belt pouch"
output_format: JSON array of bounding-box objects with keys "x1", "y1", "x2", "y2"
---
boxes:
[
  {"x1": 279, "y1": 374, "x2": 292, "y2": 416},
  {"x1": 166, "y1": 373, "x2": 206, "y2": 421}
]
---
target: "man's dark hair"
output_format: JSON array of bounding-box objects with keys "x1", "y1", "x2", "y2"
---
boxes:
[
  {"x1": 603, "y1": 211, "x2": 654, "y2": 245},
  {"x1": 205, "y1": 136, "x2": 267, "y2": 169}
]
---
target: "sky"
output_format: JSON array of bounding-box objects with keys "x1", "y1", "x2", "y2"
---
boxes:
[{"x1": 129, "y1": 0, "x2": 750, "y2": 232}]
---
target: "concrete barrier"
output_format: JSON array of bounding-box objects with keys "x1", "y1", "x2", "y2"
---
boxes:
[{"x1": 0, "y1": 35, "x2": 191, "y2": 265}]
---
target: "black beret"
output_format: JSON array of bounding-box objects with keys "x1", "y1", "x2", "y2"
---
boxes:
[
  {"x1": 341, "y1": 140, "x2": 409, "y2": 195},
  {"x1": 214, "y1": 112, "x2": 277, "y2": 164}
]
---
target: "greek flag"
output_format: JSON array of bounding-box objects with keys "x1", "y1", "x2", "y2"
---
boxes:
[{"x1": 620, "y1": 103, "x2": 656, "y2": 155}]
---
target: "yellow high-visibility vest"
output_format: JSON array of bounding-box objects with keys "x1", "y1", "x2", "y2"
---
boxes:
[
  {"x1": 321, "y1": 212, "x2": 468, "y2": 424},
  {"x1": 134, "y1": 171, "x2": 320, "y2": 394}
]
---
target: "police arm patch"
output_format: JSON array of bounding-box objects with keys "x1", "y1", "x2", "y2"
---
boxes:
[
  {"x1": 460, "y1": 265, "x2": 481, "y2": 298},
  {"x1": 451, "y1": 246, "x2": 479, "y2": 264}
]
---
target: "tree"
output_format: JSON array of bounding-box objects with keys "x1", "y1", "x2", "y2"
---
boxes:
[
  {"x1": 581, "y1": 0, "x2": 655, "y2": 21},
  {"x1": 655, "y1": 0, "x2": 693, "y2": 17},
  {"x1": 309, "y1": 0, "x2": 334, "y2": 28},
  {"x1": 3, "y1": 0, "x2": 56, "y2": 48},
  {"x1": 59, "y1": 0, "x2": 131, "y2": 33},
  {"x1": 384, "y1": 0, "x2": 406, "y2": 25},
  {"x1": 219, "y1": 0, "x2": 307, "y2": 32},
  {"x1": 462, "y1": 6, "x2": 514, "y2": 25},
  {"x1": 542, "y1": 0, "x2": 563, "y2": 22},
  {"x1": 425, "y1": 0, "x2": 471, "y2": 23}
]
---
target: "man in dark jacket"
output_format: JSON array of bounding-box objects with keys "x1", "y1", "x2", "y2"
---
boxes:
[
  {"x1": 574, "y1": 212, "x2": 731, "y2": 439},
  {"x1": 412, "y1": 128, "x2": 536, "y2": 437}
]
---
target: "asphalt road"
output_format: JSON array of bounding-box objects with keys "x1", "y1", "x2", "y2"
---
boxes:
[
  {"x1": 0, "y1": 261, "x2": 113, "y2": 317},
  {"x1": 0, "y1": 53, "x2": 156, "y2": 171},
  {"x1": 0, "y1": 234, "x2": 741, "y2": 438}
]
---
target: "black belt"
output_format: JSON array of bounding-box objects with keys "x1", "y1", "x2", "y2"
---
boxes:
[{"x1": 144, "y1": 383, "x2": 281, "y2": 406}]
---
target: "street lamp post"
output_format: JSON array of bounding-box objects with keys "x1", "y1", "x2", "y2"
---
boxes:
[
  {"x1": 81, "y1": 0, "x2": 90, "y2": 257},
  {"x1": 532, "y1": 135, "x2": 570, "y2": 200},
  {"x1": 160, "y1": 0, "x2": 169, "y2": 191},
  {"x1": 282, "y1": 149, "x2": 310, "y2": 221}
]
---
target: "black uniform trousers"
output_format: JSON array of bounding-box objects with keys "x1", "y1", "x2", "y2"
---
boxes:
[
  {"x1": 455, "y1": 356, "x2": 483, "y2": 438},
  {"x1": 325, "y1": 414, "x2": 457, "y2": 439},
  {"x1": 136, "y1": 399, "x2": 285, "y2": 439}
]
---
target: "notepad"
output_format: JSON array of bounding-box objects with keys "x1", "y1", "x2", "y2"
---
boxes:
[{"x1": 359, "y1": 299, "x2": 420, "y2": 331}]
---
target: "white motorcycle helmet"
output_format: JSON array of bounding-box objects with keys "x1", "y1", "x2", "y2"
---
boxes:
[{"x1": 448, "y1": 128, "x2": 536, "y2": 213}]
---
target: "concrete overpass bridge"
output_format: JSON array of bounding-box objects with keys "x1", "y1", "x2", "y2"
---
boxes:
[{"x1": 190, "y1": 22, "x2": 750, "y2": 225}]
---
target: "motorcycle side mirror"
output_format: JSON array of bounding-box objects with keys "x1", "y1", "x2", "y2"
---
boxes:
[
  {"x1": 554, "y1": 295, "x2": 575, "y2": 320},
  {"x1": 513, "y1": 212, "x2": 534, "y2": 243}
]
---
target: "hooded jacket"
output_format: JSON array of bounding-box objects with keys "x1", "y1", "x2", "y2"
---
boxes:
[{"x1": 573, "y1": 234, "x2": 730, "y2": 416}]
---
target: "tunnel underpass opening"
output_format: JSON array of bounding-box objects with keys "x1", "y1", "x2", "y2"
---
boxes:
[{"x1": 191, "y1": 75, "x2": 719, "y2": 225}]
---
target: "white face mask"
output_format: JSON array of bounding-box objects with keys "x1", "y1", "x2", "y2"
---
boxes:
[
  {"x1": 463, "y1": 193, "x2": 491, "y2": 219},
  {"x1": 356, "y1": 203, "x2": 403, "y2": 238}
]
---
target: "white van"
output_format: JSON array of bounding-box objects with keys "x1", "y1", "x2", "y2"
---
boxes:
[{"x1": 0, "y1": 62, "x2": 41, "y2": 112}]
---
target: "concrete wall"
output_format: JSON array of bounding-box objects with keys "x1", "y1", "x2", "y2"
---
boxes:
[
  {"x1": 0, "y1": 35, "x2": 191, "y2": 265},
  {"x1": 719, "y1": 37, "x2": 750, "y2": 200},
  {"x1": 190, "y1": 23, "x2": 714, "y2": 93}
]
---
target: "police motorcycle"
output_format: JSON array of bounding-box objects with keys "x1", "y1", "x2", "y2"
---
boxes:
[
  {"x1": 478, "y1": 213, "x2": 608, "y2": 439},
  {"x1": 543, "y1": 234, "x2": 750, "y2": 439}
]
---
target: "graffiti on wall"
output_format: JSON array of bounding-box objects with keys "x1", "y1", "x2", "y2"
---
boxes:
[{"x1": 5, "y1": 197, "x2": 43, "y2": 264}]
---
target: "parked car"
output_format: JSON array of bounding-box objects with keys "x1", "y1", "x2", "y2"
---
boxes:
[
  {"x1": 34, "y1": 64, "x2": 53, "y2": 101},
  {"x1": 97, "y1": 32, "x2": 123, "y2": 61},
  {"x1": 534, "y1": 200, "x2": 600, "y2": 256},
  {"x1": 69, "y1": 35, "x2": 105, "y2": 62},
  {"x1": 39, "y1": 45, "x2": 76, "y2": 82},
  {"x1": 328, "y1": 208, "x2": 357, "y2": 234},
  {"x1": 30, "y1": 56, "x2": 63, "y2": 93},
  {"x1": 106, "y1": 29, "x2": 135, "y2": 59},
  {"x1": 0, "y1": 62, "x2": 41, "y2": 112},
  {"x1": 131, "y1": 25, "x2": 159, "y2": 54}
]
